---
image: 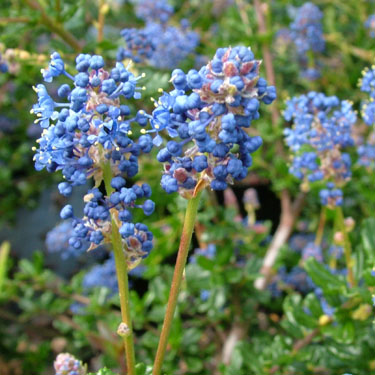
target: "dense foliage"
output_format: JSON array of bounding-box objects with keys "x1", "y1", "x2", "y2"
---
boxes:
[{"x1": 0, "y1": 1, "x2": 375, "y2": 375}]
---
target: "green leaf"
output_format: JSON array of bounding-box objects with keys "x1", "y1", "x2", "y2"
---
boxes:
[
  {"x1": 283, "y1": 294, "x2": 318, "y2": 330},
  {"x1": 0, "y1": 241, "x2": 10, "y2": 296},
  {"x1": 197, "y1": 256, "x2": 215, "y2": 270},
  {"x1": 135, "y1": 363, "x2": 152, "y2": 375},
  {"x1": 303, "y1": 293, "x2": 323, "y2": 318},
  {"x1": 88, "y1": 367, "x2": 118, "y2": 375},
  {"x1": 185, "y1": 356, "x2": 204, "y2": 373},
  {"x1": 361, "y1": 218, "x2": 375, "y2": 264},
  {"x1": 225, "y1": 267, "x2": 243, "y2": 284},
  {"x1": 304, "y1": 258, "x2": 345, "y2": 293},
  {"x1": 322, "y1": 321, "x2": 355, "y2": 344}
]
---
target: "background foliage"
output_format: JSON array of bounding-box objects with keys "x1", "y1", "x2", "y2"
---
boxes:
[{"x1": 0, "y1": 0, "x2": 374, "y2": 374}]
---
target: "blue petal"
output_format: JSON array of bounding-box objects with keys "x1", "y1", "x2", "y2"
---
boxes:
[{"x1": 153, "y1": 134, "x2": 163, "y2": 147}]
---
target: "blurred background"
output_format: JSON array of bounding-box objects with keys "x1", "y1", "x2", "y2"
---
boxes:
[{"x1": 1, "y1": 1, "x2": 375, "y2": 374}]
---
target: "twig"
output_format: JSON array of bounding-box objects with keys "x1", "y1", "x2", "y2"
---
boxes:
[
  {"x1": 270, "y1": 328, "x2": 321, "y2": 374},
  {"x1": 314, "y1": 207, "x2": 326, "y2": 247},
  {"x1": 292, "y1": 328, "x2": 320, "y2": 353},
  {"x1": 23, "y1": 0, "x2": 82, "y2": 52},
  {"x1": 97, "y1": 0, "x2": 108, "y2": 44},
  {"x1": 0, "y1": 17, "x2": 31, "y2": 24},
  {"x1": 222, "y1": 322, "x2": 248, "y2": 365},
  {"x1": 221, "y1": 291, "x2": 250, "y2": 365},
  {"x1": 255, "y1": 192, "x2": 305, "y2": 290},
  {"x1": 235, "y1": 0, "x2": 252, "y2": 36}
]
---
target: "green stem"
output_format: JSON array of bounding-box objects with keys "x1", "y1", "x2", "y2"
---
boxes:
[
  {"x1": 336, "y1": 206, "x2": 356, "y2": 287},
  {"x1": 103, "y1": 162, "x2": 136, "y2": 375},
  {"x1": 152, "y1": 191, "x2": 202, "y2": 375},
  {"x1": 314, "y1": 207, "x2": 326, "y2": 247}
]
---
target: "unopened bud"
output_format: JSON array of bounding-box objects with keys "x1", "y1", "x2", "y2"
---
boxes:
[
  {"x1": 344, "y1": 217, "x2": 355, "y2": 232},
  {"x1": 117, "y1": 322, "x2": 131, "y2": 337},
  {"x1": 333, "y1": 231, "x2": 344, "y2": 244}
]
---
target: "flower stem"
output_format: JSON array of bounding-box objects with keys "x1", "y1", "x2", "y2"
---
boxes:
[
  {"x1": 152, "y1": 191, "x2": 202, "y2": 375},
  {"x1": 97, "y1": 0, "x2": 107, "y2": 44},
  {"x1": 103, "y1": 162, "x2": 136, "y2": 375},
  {"x1": 335, "y1": 206, "x2": 356, "y2": 288},
  {"x1": 314, "y1": 207, "x2": 326, "y2": 247}
]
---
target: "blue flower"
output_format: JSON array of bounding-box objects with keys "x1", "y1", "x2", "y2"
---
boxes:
[
  {"x1": 118, "y1": 20, "x2": 199, "y2": 69},
  {"x1": 283, "y1": 91, "x2": 356, "y2": 205},
  {"x1": 0, "y1": 53, "x2": 8, "y2": 73},
  {"x1": 365, "y1": 14, "x2": 375, "y2": 38},
  {"x1": 152, "y1": 46, "x2": 276, "y2": 197},
  {"x1": 54, "y1": 353, "x2": 85, "y2": 375},
  {"x1": 288, "y1": 3, "x2": 325, "y2": 80},
  {"x1": 46, "y1": 221, "x2": 88, "y2": 259},
  {"x1": 31, "y1": 84, "x2": 58, "y2": 128},
  {"x1": 133, "y1": 0, "x2": 174, "y2": 23},
  {"x1": 32, "y1": 53, "x2": 155, "y2": 266},
  {"x1": 358, "y1": 142, "x2": 375, "y2": 168},
  {"x1": 41, "y1": 52, "x2": 65, "y2": 82}
]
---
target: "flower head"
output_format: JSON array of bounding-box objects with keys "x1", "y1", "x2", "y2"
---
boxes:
[
  {"x1": 284, "y1": 91, "x2": 356, "y2": 206},
  {"x1": 289, "y1": 2, "x2": 325, "y2": 55},
  {"x1": 133, "y1": 0, "x2": 174, "y2": 23},
  {"x1": 288, "y1": 2, "x2": 325, "y2": 80},
  {"x1": 149, "y1": 46, "x2": 276, "y2": 197},
  {"x1": 118, "y1": 21, "x2": 199, "y2": 69},
  {"x1": 54, "y1": 353, "x2": 86, "y2": 375},
  {"x1": 32, "y1": 53, "x2": 154, "y2": 266},
  {"x1": 46, "y1": 221, "x2": 89, "y2": 259}
]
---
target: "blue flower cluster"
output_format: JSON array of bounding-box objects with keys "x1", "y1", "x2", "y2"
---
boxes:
[
  {"x1": 189, "y1": 243, "x2": 216, "y2": 264},
  {"x1": 84, "y1": 255, "x2": 144, "y2": 292},
  {"x1": 284, "y1": 92, "x2": 356, "y2": 207},
  {"x1": 45, "y1": 221, "x2": 88, "y2": 259},
  {"x1": 54, "y1": 353, "x2": 86, "y2": 375},
  {"x1": 149, "y1": 46, "x2": 276, "y2": 197},
  {"x1": 301, "y1": 241, "x2": 323, "y2": 262},
  {"x1": 118, "y1": 1, "x2": 199, "y2": 69},
  {"x1": 290, "y1": 3, "x2": 325, "y2": 56},
  {"x1": 118, "y1": 21, "x2": 199, "y2": 70},
  {"x1": 0, "y1": 53, "x2": 8, "y2": 73},
  {"x1": 289, "y1": 233, "x2": 315, "y2": 252},
  {"x1": 269, "y1": 236, "x2": 344, "y2": 317},
  {"x1": 32, "y1": 52, "x2": 155, "y2": 265},
  {"x1": 289, "y1": 2, "x2": 325, "y2": 80},
  {"x1": 83, "y1": 253, "x2": 119, "y2": 294},
  {"x1": 133, "y1": 0, "x2": 173, "y2": 24},
  {"x1": 358, "y1": 142, "x2": 375, "y2": 168},
  {"x1": 269, "y1": 266, "x2": 313, "y2": 297},
  {"x1": 319, "y1": 182, "x2": 343, "y2": 207},
  {"x1": 359, "y1": 65, "x2": 375, "y2": 126},
  {"x1": 365, "y1": 15, "x2": 375, "y2": 38},
  {"x1": 118, "y1": 27, "x2": 156, "y2": 64},
  {"x1": 328, "y1": 245, "x2": 343, "y2": 260},
  {"x1": 0, "y1": 115, "x2": 16, "y2": 133}
]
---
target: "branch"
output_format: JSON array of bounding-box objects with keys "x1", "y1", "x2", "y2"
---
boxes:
[
  {"x1": 221, "y1": 321, "x2": 248, "y2": 365},
  {"x1": 255, "y1": 191, "x2": 305, "y2": 290},
  {"x1": 23, "y1": 0, "x2": 82, "y2": 52},
  {"x1": 0, "y1": 17, "x2": 31, "y2": 24},
  {"x1": 292, "y1": 328, "x2": 320, "y2": 353}
]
